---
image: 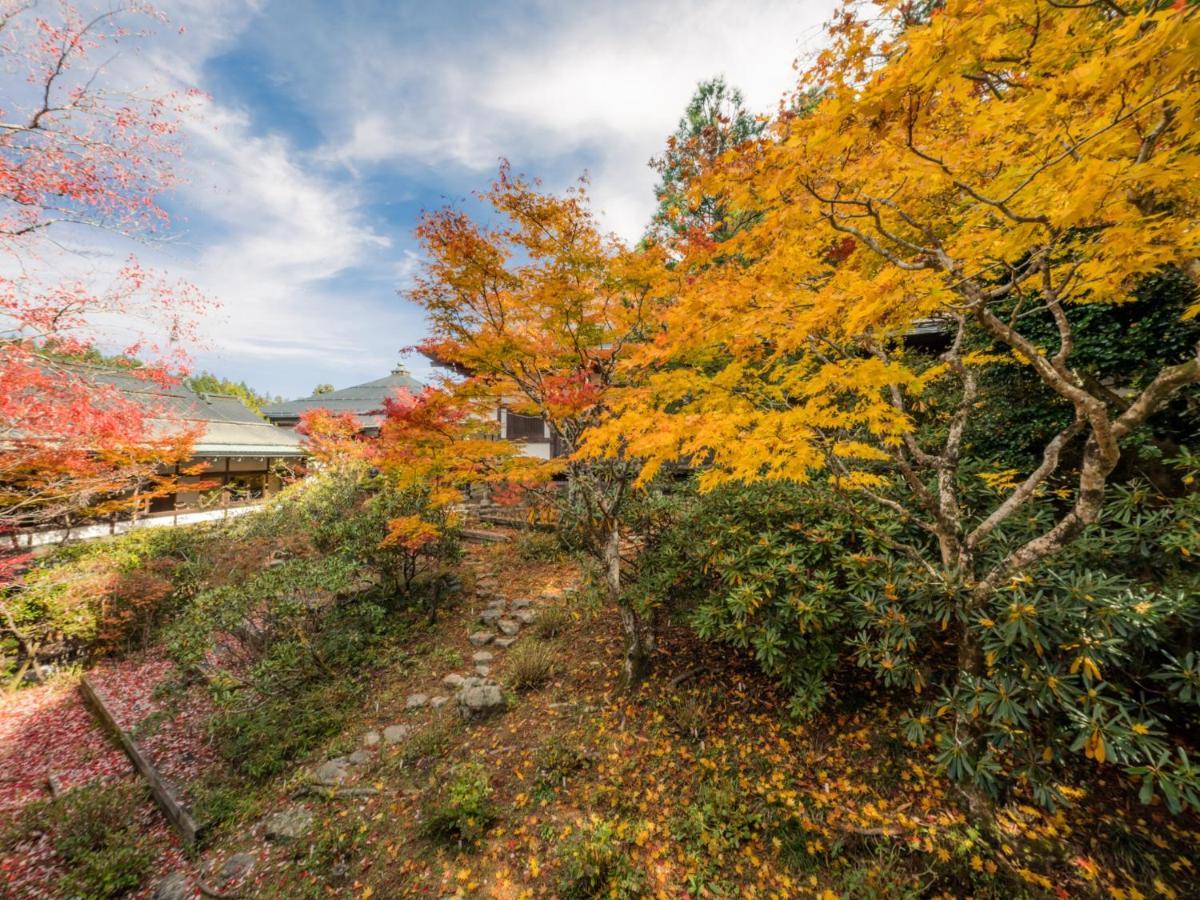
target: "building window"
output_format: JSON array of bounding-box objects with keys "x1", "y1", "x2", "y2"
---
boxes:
[{"x1": 505, "y1": 412, "x2": 547, "y2": 442}]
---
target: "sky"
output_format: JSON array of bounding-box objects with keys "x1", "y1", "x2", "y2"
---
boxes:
[{"x1": 34, "y1": 0, "x2": 841, "y2": 399}]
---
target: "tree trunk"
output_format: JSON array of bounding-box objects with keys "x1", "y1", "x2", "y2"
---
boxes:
[
  {"x1": 603, "y1": 518, "x2": 655, "y2": 685},
  {"x1": 618, "y1": 604, "x2": 656, "y2": 685}
]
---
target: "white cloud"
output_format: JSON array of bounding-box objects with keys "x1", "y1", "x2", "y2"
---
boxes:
[
  {"x1": 316, "y1": 0, "x2": 837, "y2": 239},
  {"x1": 8, "y1": 0, "x2": 840, "y2": 396},
  {"x1": 43, "y1": 0, "x2": 416, "y2": 393}
]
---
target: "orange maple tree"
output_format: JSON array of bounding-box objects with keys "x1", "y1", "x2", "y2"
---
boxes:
[{"x1": 410, "y1": 164, "x2": 665, "y2": 681}]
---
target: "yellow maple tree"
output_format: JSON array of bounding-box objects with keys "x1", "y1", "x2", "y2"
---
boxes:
[{"x1": 588, "y1": 0, "x2": 1200, "y2": 805}]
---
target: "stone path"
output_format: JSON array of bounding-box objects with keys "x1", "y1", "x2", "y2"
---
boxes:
[{"x1": 152, "y1": 575, "x2": 576, "y2": 900}]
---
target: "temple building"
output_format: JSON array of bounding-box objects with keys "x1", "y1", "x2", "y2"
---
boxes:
[
  {"x1": 262, "y1": 368, "x2": 425, "y2": 435},
  {"x1": 13, "y1": 368, "x2": 305, "y2": 547}
]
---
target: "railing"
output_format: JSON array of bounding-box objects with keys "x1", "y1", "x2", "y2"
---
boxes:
[{"x1": 9, "y1": 501, "x2": 266, "y2": 550}]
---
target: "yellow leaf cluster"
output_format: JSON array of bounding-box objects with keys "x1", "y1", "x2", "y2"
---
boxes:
[{"x1": 600, "y1": 0, "x2": 1200, "y2": 489}]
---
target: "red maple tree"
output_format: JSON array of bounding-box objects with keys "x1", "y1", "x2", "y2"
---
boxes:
[{"x1": 0, "y1": 3, "x2": 206, "y2": 546}]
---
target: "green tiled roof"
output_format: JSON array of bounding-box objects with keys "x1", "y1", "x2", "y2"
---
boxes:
[{"x1": 262, "y1": 371, "x2": 425, "y2": 429}]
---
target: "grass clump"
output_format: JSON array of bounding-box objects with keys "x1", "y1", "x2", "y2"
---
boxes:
[
  {"x1": 513, "y1": 529, "x2": 565, "y2": 562},
  {"x1": 391, "y1": 716, "x2": 459, "y2": 772},
  {"x1": 506, "y1": 640, "x2": 558, "y2": 691},
  {"x1": 1, "y1": 781, "x2": 155, "y2": 898},
  {"x1": 531, "y1": 604, "x2": 570, "y2": 640},
  {"x1": 420, "y1": 761, "x2": 495, "y2": 843}
]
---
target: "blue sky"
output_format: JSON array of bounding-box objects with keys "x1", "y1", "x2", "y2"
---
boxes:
[{"x1": 55, "y1": 0, "x2": 839, "y2": 399}]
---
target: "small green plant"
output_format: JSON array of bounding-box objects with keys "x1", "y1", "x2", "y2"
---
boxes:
[
  {"x1": 1, "y1": 781, "x2": 155, "y2": 898},
  {"x1": 556, "y1": 816, "x2": 647, "y2": 899},
  {"x1": 420, "y1": 761, "x2": 495, "y2": 843},
  {"x1": 213, "y1": 679, "x2": 359, "y2": 780},
  {"x1": 534, "y1": 735, "x2": 593, "y2": 790},
  {"x1": 392, "y1": 716, "x2": 458, "y2": 771},
  {"x1": 506, "y1": 641, "x2": 558, "y2": 691},
  {"x1": 661, "y1": 687, "x2": 712, "y2": 745},
  {"x1": 189, "y1": 774, "x2": 263, "y2": 829},
  {"x1": 513, "y1": 529, "x2": 565, "y2": 562},
  {"x1": 532, "y1": 604, "x2": 570, "y2": 640}
]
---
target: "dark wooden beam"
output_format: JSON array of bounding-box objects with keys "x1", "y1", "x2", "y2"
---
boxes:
[{"x1": 79, "y1": 676, "x2": 205, "y2": 845}]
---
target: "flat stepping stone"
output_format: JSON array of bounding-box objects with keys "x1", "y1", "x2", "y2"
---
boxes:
[
  {"x1": 494, "y1": 635, "x2": 518, "y2": 649},
  {"x1": 497, "y1": 619, "x2": 520, "y2": 636},
  {"x1": 363, "y1": 730, "x2": 381, "y2": 748},
  {"x1": 430, "y1": 695, "x2": 449, "y2": 710},
  {"x1": 443, "y1": 673, "x2": 465, "y2": 688},
  {"x1": 311, "y1": 760, "x2": 350, "y2": 786},
  {"x1": 512, "y1": 598, "x2": 532, "y2": 610},
  {"x1": 383, "y1": 724, "x2": 410, "y2": 745},
  {"x1": 152, "y1": 873, "x2": 191, "y2": 900},
  {"x1": 265, "y1": 806, "x2": 314, "y2": 842},
  {"x1": 218, "y1": 853, "x2": 256, "y2": 882},
  {"x1": 347, "y1": 750, "x2": 373, "y2": 765},
  {"x1": 475, "y1": 664, "x2": 491, "y2": 677},
  {"x1": 457, "y1": 681, "x2": 506, "y2": 721},
  {"x1": 463, "y1": 529, "x2": 509, "y2": 543},
  {"x1": 515, "y1": 609, "x2": 537, "y2": 625},
  {"x1": 469, "y1": 631, "x2": 495, "y2": 646},
  {"x1": 406, "y1": 694, "x2": 429, "y2": 709},
  {"x1": 480, "y1": 608, "x2": 503, "y2": 626},
  {"x1": 472, "y1": 651, "x2": 494, "y2": 664}
]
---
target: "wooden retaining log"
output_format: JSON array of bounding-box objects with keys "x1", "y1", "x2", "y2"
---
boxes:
[
  {"x1": 79, "y1": 675, "x2": 204, "y2": 846},
  {"x1": 461, "y1": 528, "x2": 511, "y2": 543}
]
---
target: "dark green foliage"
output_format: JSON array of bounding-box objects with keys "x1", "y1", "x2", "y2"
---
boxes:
[
  {"x1": 630, "y1": 478, "x2": 892, "y2": 718},
  {"x1": 185, "y1": 370, "x2": 277, "y2": 415},
  {"x1": 420, "y1": 761, "x2": 494, "y2": 843},
  {"x1": 257, "y1": 466, "x2": 463, "y2": 615},
  {"x1": 212, "y1": 679, "x2": 359, "y2": 780},
  {"x1": 1, "y1": 781, "x2": 155, "y2": 898},
  {"x1": 638, "y1": 465, "x2": 1200, "y2": 810},
  {"x1": 158, "y1": 468, "x2": 464, "y2": 778},
  {"x1": 167, "y1": 555, "x2": 404, "y2": 778},
  {"x1": 961, "y1": 266, "x2": 1200, "y2": 472}
]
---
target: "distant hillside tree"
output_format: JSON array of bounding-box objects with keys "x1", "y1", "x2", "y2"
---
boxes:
[{"x1": 185, "y1": 371, "x2": 273, "y2": 415}]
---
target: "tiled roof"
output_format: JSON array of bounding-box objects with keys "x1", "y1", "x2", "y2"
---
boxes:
[
  {"x1": 86, "y1": 368, "x2": 305, "y2": 458},
  {"x1": 262, "y1": 371, "x2": 425, "y2": 429}
]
